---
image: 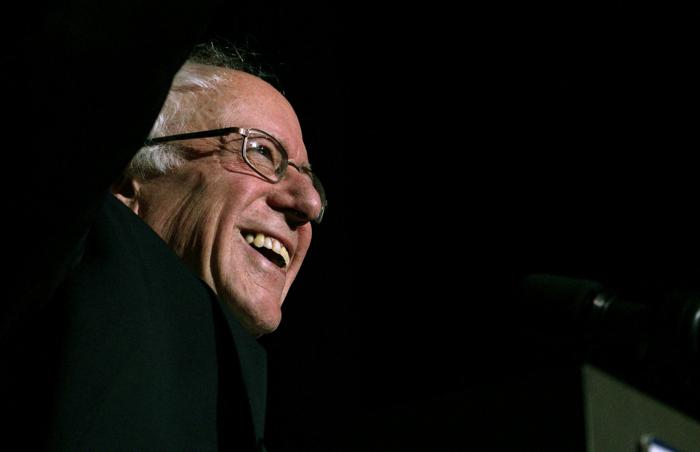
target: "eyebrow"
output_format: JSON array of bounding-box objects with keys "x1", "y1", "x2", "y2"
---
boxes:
[
  {"x1": 289, "y1": 158, "x2": 313, "y2": 172},
  {"x1": 275, "y1": 135, "x2": 313, "y2": 172}
]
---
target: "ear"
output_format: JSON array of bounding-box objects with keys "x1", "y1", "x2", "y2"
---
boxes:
[{"x1": 111, "y1": 175, "x2": 142, "y2": 215}]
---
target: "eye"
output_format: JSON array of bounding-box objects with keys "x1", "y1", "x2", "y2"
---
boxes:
[
  {"x1": 249, "y1": 142, "x2": 275, "y2": 162},
  {"x1": 245, "y1": 137, "x2": 282, "y2": 178}
]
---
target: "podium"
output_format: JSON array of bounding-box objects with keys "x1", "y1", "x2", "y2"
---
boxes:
[{"x1": 583, "y1": 365, "x2": 700, "y2": 452}]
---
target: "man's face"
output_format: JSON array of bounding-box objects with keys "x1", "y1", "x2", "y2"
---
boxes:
[{"x1": 127, "y1": 69, "x2": 322, "y2": 336}]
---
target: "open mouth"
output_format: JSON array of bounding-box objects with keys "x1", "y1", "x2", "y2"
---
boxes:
[{"x1": 242, "y1": 231, "x2": 290, "y2": 269}]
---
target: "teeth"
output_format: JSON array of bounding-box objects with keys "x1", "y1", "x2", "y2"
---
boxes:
[
  {"x1": 245, "y1": 231, "x2": 290, "y2": 267},
  {"x1": 280, "y1": 247, "x2": 290, "y2": 266},
  {"x1": 253, "y1": 233, "x2": 265, "y2": 247}
]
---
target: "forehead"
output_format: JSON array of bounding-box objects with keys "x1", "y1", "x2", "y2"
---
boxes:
[{"x1": 196, "y1": 68, "x2": 308, "y2": 161}]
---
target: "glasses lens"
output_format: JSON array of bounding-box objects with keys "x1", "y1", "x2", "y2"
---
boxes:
[{"x1": 244, "y1": 133, "x2": 286, "y2": 180}]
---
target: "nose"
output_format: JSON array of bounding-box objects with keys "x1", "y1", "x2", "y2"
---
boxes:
[{"x1": 268, "y1": 167, "x2": 323, "y2": 227}]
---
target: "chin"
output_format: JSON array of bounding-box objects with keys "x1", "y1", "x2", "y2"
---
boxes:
[
  {"x1": 246, "y1": 312, "x2": 282, "y2": 337},
  {"x1": 225, "y1": 295, "x2": 283, "y2": 337}
]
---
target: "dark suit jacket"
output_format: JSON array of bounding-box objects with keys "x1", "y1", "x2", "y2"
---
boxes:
[
  {"x1": 4, "y1": 194, "x2": 268, "y2": 451},
  {"x1": 3, "y1": 1, "x2": 271, "y2": 449}
]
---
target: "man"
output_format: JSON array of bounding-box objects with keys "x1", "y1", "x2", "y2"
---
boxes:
[
  {"x1": 114, "y1": 47, "x2": 325, "y2": 337},
  {"x1": 3, "y1": 45, "x2": 325, "y2": 451}
]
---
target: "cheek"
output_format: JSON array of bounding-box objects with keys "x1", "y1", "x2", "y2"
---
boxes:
[{"x1": 216, "y1": 181, "x2": 268, "y2": 227}]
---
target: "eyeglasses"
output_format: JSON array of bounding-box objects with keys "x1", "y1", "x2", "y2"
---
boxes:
[{"x1": 144, "y1": 127, "x2": 327, "y2": 223}]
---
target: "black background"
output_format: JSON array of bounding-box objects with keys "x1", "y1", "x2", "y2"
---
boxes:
[
  {"x1": 202, "y1": 1, "x2": 700, "y2": 451},
  {"x1": 7, "y1": 0, "x2": 696, "y2": 450},
  {"x1": 211, "y1": 2, "x2": 699, "y2": 451}
]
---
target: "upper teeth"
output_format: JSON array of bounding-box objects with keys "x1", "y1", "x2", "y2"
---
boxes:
[{"x1": 245, "y1": 232, "x2": 290, "y2": 266}]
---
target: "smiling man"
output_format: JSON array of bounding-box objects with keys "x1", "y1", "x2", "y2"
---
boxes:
[
  {"x1": 3, "y1": 44, "x2": 325, "y2": 451},
  {"x1": 91, "y1": 47, "x2": 324, "y2": 447},
  {"x1": 114, "y1": 56, "x2": 325, "y2": 337}
]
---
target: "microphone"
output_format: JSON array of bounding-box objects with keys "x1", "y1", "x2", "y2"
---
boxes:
[
  {"x1": 520, "y1": 274, "x2": 700, "y2": 418},
  {"x1": 520, "y1": 274, "x2": 655, "y2": 351}
]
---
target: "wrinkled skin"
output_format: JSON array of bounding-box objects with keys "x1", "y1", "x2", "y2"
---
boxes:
[{"x1": 114, "y1": 67, "x2": 322, "y2": 336}]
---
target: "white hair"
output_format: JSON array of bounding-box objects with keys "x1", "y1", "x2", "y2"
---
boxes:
[{"x1": 125, "y1": 43, "x2": 272, "y2": 180}]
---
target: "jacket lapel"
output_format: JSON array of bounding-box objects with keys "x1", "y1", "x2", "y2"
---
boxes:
[{"x1": 217, "y1": 299, "x2": 268, "y2": 444}]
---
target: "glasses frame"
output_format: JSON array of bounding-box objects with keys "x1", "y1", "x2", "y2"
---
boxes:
[{"x1": 144, "y1": 127, "x2": 326, "y2": 223}]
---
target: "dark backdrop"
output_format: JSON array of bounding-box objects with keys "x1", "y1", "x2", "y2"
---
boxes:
[
  {"x1": 202, "y1": 1, "x2": 699, "y2": 451},
  {"x1": 8, "y1": 1, "x2": 693, "y2": 450},
  {"x1": 211, "y1": 2, "x2": 698, "y2": 451}
]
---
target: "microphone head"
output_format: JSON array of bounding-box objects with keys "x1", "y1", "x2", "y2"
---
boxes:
[{"x1": 520, "y1": 273, "x2": 604, "y2": 332}]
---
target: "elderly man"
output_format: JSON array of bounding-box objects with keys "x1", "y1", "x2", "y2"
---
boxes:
[
  {"x1": 3, "y1": 45, "x2": 325, "y2": 451},
  {"x1": 114, "y1": 50, "x2": 325, "y2": 337}
]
